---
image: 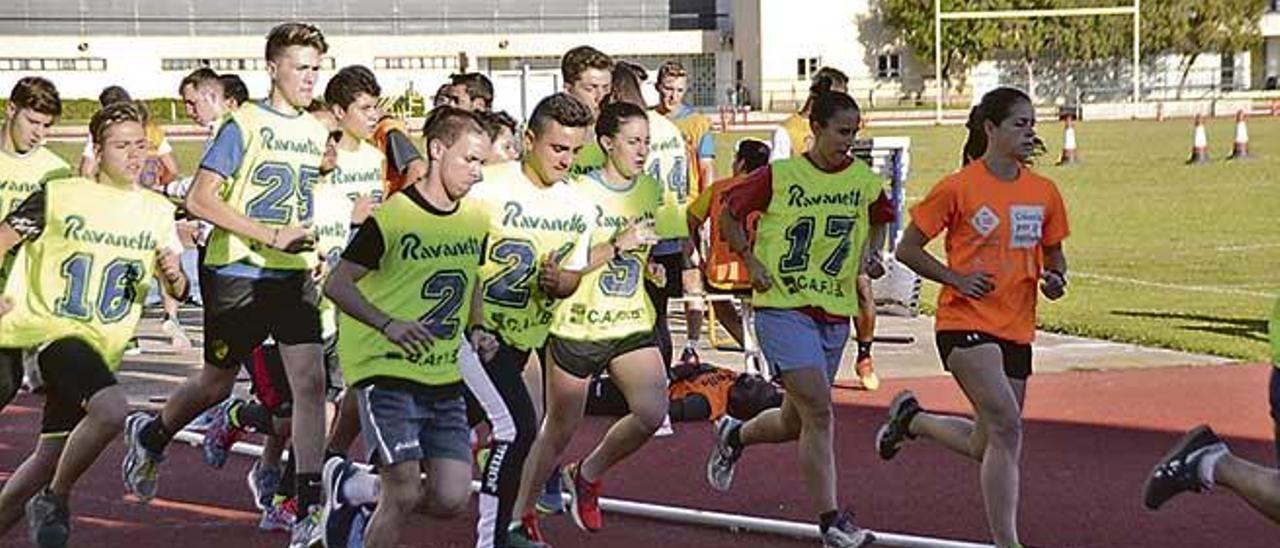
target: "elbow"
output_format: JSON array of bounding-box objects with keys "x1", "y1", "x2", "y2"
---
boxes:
[
  {"x1": 184, "y1": 193, "x2": 207, "y2": 219},
  {"x1": 322, "y1": 276, "x2": 340, "y2": 303}
]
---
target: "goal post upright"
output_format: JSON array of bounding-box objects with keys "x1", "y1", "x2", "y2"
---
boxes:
[{"x1": 932, "y1": 0, "x2": 1141, "y2": 124}]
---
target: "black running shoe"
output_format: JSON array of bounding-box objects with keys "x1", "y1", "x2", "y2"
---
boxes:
[
  {"x1": 27, "y1": 488, "x2": 70, "y2": 548},
  {"x1": 1142, "y1": 424, "x2": 1225, "y2": 510},
  {"x1": 875, "y1": 390, "x2": 921, "y2": 461}
]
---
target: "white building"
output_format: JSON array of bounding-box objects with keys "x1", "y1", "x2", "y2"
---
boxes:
[
  {"x1": 0, "y1": 0, "x2": 729, "y2": 119},
  {"x1": 1, "y1": 1, "x2": 1275, "y2": 117}
]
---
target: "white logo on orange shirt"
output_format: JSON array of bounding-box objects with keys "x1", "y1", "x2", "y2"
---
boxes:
[
  {"x1": 1009, "y1": 205, "x2": 1045, "y2": 249},
  {"x1": 970, "y1": 205, "x2": 1000, "y2": 236}
]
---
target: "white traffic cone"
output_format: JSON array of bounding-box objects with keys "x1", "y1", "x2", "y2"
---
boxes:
[
  {"x1": 1187, "y1": 114, "x2": 1209, "y2": 165},
  {"x1": 1229, "y1": 110, "x2": 1250, "y2": 160},
  {"x1": 1057, "y1": 117, "x2": 1079, "y2": 165}
]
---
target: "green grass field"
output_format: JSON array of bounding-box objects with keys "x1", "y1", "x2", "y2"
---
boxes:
[{"x1": 49, "y1": 116, "x2": 1279, "y2": 360}]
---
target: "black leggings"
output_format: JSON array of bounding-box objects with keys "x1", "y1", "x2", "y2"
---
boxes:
[
  {"x1": 644, "y1": 252, "x2": 685, "y2": 371},
  {"x1": 0, "y1": 348, "x2": 22, "y2": 413},
  {"x1": 463, "y1": 340, "x2": 538, "y2": 548}
]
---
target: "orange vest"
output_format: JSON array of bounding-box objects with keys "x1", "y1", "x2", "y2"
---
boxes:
[
  {"x1": 704, "y1": 175, "x2": 760, "y2": 291},
  {"x1": 372, "y1": 117, "x2": 412, "y2": 197}
]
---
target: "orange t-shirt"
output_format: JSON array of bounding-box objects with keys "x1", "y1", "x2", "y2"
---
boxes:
[{"x1": 909, "y1": 160, "x2": 1069, "y2": 343}]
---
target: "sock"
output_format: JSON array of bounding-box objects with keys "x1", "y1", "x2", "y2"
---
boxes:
[
  {"x1": 341, "y1": 469, "x2": 381, "y2": 505},
  {"x1": 1198, "y1": 444, "x2": 1229, "y2": 487},
  {"x1": 818, "y1": 510, "x2": 840, "y2": 533},
  {"x1": 727, "y1": 422, "x2": 743, "y2": 451},
  {"x1": 856, "y1": 341, "x2": 872, "y2": 360},
  {"x1": 139, "y1": 416, "x2": 173, "y2": 455},
  {"x1": 278, "y1": 452, "x2": 297, "y2": 498},
  {"x1": 297, "y1": 472, "x2": 322, "y2": 511}
]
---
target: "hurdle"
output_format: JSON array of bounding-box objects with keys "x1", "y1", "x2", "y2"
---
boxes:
[{"x1": 171, "y1": 430, "x2": 992, "y2": 547}]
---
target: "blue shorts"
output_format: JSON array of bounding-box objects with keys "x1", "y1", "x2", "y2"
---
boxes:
[
  {"x1": 356, "y1": 380, "x2": 471, "y2": 466},
  {"x1": 1270, "y1": 367, "x2": 1280, "y2": 422},
  {"x1": 754, "y1": 308, "x2": 850, "y2": 384}
]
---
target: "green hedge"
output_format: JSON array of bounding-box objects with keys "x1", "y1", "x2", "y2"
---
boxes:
[{"x1": 0, "y1": 98, "x2": 187, "y2": 124}]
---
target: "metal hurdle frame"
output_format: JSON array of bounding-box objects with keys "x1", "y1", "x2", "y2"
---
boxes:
[{"x1": 172, "y1": 429, "x2": 989, "y2": 547}]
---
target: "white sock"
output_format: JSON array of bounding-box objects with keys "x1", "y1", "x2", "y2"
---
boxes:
[
  {"x1": 1197, "y1": 443, "x2": 1229, "y2": 487},
  {"x1": 342, "y1": 470, "x2": 381, "y2": 505}
]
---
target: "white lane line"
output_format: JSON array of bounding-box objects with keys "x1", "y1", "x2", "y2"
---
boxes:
[{"x1": 1073, "y1": 272, "x2": 1276, "y2": 299}]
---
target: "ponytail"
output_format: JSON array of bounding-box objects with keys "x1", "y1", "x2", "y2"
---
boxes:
[{"x1": 961, "y1": 87, "x2": 1032, "y2": 166}]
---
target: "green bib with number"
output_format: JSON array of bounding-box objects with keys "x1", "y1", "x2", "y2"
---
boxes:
[
  {"x1": 551, "y1": 170, "x2": 661, "y2": 342},
  {"x1": 204, "y1": 101, "x2": 328, "y2": 270},
  {"x1": 336, "y1": 192, "x2": 488, "y2": 387},
  {"x1": 0, "y1": 146, "x2": 72, "y2": 289},
  {"x1": 471, "y1": 162, "x2": 594, "y2": 351},
  {"x1": 313, "y1": 143, "x2": 386, "y2": 339},
  {"x1": 569, "y1": 141, "x2": 606, "y2": 178},
  {"x1": 646, "y1": 111, "x2": 691, "y2": 239},
  {"x1": 0, "y1": 178, "x2": 175, "y2": 367},
  {"x1": 752, "y1": 158, "x2": 881, "y2": 316}
]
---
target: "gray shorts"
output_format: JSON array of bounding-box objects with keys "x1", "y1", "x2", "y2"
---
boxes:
[
  {"x1": 356, "y1": 380, "x2": 471, "y2": 466},
  {"x1": 755, "y1": 308, "x2": 850, "y2": 384}
]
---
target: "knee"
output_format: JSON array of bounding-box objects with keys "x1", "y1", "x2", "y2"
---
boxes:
[
  {"x1": 633, "y1": 400, "x2": 670, "y2": 433},
  {"x1": 983, "y1": 410, "x2": 1023, "y2": 448},
  {"x1": 289, "y1": 366, "x2": 326, "y2": 397},
  {"x1": 92, "y1": 390, "x2": 130, "y2": 429},
  {"x1": 426, "y1": 486, "x2": 470, "y2": 518},
  {"x1": 383, "y1": 483, "x2": 425, "y2": 513}
]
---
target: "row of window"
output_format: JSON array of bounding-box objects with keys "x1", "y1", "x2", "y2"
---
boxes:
[
  {"x1": 159, "y1": 58, "x2": 338, "y2": 72},
  {"x1": 796, "y1": 53, "x2": 902, "y2": 81},
  {"x1": 0, "y1": 58, "x2": 107, "y2": 72}
]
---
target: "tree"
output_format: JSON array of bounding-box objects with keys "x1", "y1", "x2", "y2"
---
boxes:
[
  {"x1": 876, "y1": 0, "x2": 1005, "y2": 104},
  {"x1": 1139, "y1": 0, "x2": 1263, "y2": 98}
]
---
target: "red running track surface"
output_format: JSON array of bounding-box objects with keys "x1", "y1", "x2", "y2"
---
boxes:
[{"x1": 2, "y1": 364, "x2": 1277, "y2": 547}]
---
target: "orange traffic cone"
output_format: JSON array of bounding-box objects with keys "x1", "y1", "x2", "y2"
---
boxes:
[
  {"x1": 1187, "y1": 114, "x2": 1209, "y2": 165},
  {"x1": 1229, "y1": 110, "x2": 1250, "y2": 160},
  {"x1": 1057, "y1": 117, "x2": 1079, "y2": 165}
]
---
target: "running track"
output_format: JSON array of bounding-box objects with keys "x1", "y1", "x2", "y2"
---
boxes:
[{"x1": 2, "y1": 363, "x2": 1277, "y2": 547}]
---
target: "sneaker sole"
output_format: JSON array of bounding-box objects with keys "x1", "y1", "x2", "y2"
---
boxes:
[
  {"x1": 1142, "y1": 425, "x2": 1218, "y2": 510},
  {"x1": 876, "y1": 391, "x2": 917, "y2": 461},
  {"x1": 246, "y1": 464, "x2": 267, "y2": 511},
  {"x1": 121, "y1": 414, "x2": 156, "y2": 503},
  {"x1": 706, "y1": 419, "x2": 737, "y2": 492}
]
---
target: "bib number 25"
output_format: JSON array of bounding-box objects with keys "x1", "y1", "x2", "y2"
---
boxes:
[{"x1": 245, "y1": 162, "x2": 320, "y2": 224}]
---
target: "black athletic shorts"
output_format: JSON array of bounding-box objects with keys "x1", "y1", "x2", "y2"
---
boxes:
[
  {"x1": 245, "y1": 336, "x2": 343, "y2": 416},
  {"x1": 1269, "y1": 367, "x2": 1280, "y2": 422},
  {"x1": 936, "y1": 331, "x2": 1033, "y2": 381},
  {"x1": 547, "y1": 331, "x2": 658, "y2": 379},
  {"x1": 37, "y1": 338, "x2": 118, "y2": 436},
  {"x1": 202, "y1": 267, "x2": 322, "y2": 369},
  {"x1": 0, "y1": 347, "x2": 23, "y2": 412}
]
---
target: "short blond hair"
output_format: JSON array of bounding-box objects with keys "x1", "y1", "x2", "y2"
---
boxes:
[
  {"x1": 89, "y1": 101, "x2": 145, "y2": 148},
  {"x1": 657, "y1": 60, "x2": 688, "y2": 82}
]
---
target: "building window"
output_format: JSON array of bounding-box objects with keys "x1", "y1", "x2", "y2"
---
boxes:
[
  {"x1": 735, "y1": 59, "x2": 744, "y2": 82},
  {"x1": 0, "y1": 57, "x2": 106, "y2": 72},
  {"x1": 1271, "y1": 0, "x2": 1280, "y2": 13},
  {"x1": 373, "y1": 56, "x2": 459, "y2": 71},
  {"x1": 796, "y1": 57, "x2": 819, "y2": 80},
  {"x1": 877, "y1": 53, "x2": 901, "y2": 79},
  {"x1": 1221, "y1": 52, "x2": 1236, "y2": 90},
  {"x1": 161, "y1": 57, "x2": 334, "y2": 72}
]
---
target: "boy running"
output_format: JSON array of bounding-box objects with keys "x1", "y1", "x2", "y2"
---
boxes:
[
  {"x1": 0, "y1": 101, "x2": 187, "y2": 547},
  {"x1": 121, "y1": 22, "x2": 333, "y2": 547}
]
